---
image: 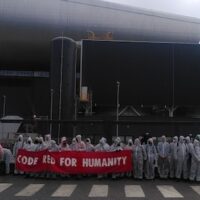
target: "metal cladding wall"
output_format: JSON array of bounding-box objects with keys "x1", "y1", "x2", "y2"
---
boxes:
[
  {"x1": 82, "y1": 40, "x2": 172, "y2": 107},
  {"x1": 0, "y1": 78, "x2": 33, "y2": 117},
  {"x1": 50, "y1": 37, "x2": 76, "y2": 137},
  {"x1": 82, "y1": 40, "x2": 200, "y2": 107},
  {"x1": 0, "y1": 0, "x2": 200, "y2": 68},
  {"x1": 0, "y1": 78, "x2": 49, "y2": 118},
  {"x1": 174, "y1": 44, "x2": 200, "y2": 105}
]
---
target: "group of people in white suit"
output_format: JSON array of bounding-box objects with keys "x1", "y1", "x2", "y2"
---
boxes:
[{"x1": 0, "y1": 133, "x2": 199, "y2": 182}]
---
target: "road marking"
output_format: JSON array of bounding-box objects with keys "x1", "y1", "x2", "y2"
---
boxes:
[
  {"x1": 125, "y1": 185, "x2": 145, "y2": 197},
  {"x1": 89, "y1": 185, "x2": 108, "y2": 197},
  {"x1": 0, "y1": 183, "x2": 12, "y2": 193},
  {"x1": 15, "y1": 184, "x2": 44, "y2": 196},
  {"x1": 51, "y1": 184, "x2": 77, "y2": 197},
  {"x1": 157, "y1": 185, "x2": 183, "y2": 198},
  {"x1": 191, "y1": 186, "x2": 200, "y2": 196}
]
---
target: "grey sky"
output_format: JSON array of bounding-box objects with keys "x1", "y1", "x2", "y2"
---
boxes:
[{"x1": 104, "y1": 0, "x2": 200, "y2": 18}]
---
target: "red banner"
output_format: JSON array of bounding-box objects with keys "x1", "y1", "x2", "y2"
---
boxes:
[{"x1": 16, "y1": 149, "x2": 132, "y2": 174}]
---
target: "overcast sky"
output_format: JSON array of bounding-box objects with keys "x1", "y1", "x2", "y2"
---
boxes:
[{"x1": 104, "y1": 0, "x2": 200, "y2": 18}]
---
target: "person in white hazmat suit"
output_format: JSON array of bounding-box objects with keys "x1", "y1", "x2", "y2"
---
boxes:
[
  {"x1": 58, "y1": 137, "x2": 71, "y2": 178},
  {"x1": 110, "y1": 137, "x2": 123, "y2": 151},
  {"x1": 13, "y1": 135, "x2": 24, "y2": 157},
  {"x1": 0, "y1": 144, "x2": 14, "y2": 174},
  {"x1": 34, "y1": 136, "x2": 47, "y2": 178},
  {"x1": 157, "y1": 135, "x2": 170, "y2": 178},
  {"x1": 33, "y1": 137, "x2": 40, "y2": 151},
  {"x1": 48, "y1": 140, "x2": 59, "y2": 152},
  {"x1": 94, "y1": 137, "x2": 110, "y2": 179},
  {"x1": 132, "y1": 138, "x2": 147, "y2": 179},
  {"x1": 44, "y1": 134, "x2": 51, "y2": 149},
  {"x1": 110, "y1": 137, "x2": 123, "y2": 179},
  {"x1": 145, "y1": 138, "x2": 157, "y2": 180},
  {"x1": 59, "y1": 137, "x2": 70, "y2": 151},
  {"x1": 71, "y1": 135, "x2": 86, "y2": 179},
  {"x1": 189, "y1": 139, "x2": 200, "y2": 182},
  {"x1": 75, "y1": 135, "x2": 86, "y2": 151},
  {"x1": 23, "y1": 137, "x2": 36, "y2": 177},
  {"x1": 70, "y1": 138, "x2": 77, "y2": 151},
  {"x1": 46, "y1": 140, "x2": 59, "y2": 179},
  {"x1": 124, "y1": 139, "x2": 134, "y2": 150},
  {"x1": 36, "y1": 136, "x2": 47, "y2": 151},
  {"x1": 176, "y1": 136, "x2": 187, "y2": 180},
  {"x1": 183, "y1": 136, "x2": 192, "y2": 180},
  {"x1": 24, "y1": 137, "x2": 35, "y2": 151},
  {"x1": 95, "y1": 137, "x2": 110, "y2": 152},
  {"x1": 169, "y1": 136, "x2": 178, "y2": 179},
  {"x1": 13, "y1": 134, "x2": 24, "y2": 174},
  {"x1": 85, "y1": 138, "x2": 94, "y2": 152},
  {"x1": 124, "y1": 139, "x2": 134, "y2": 177}
]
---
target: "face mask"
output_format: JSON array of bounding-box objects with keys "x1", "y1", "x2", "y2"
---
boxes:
[
  {"x1": 128, "y1": 143, "x2": 132, "y2": 146},
  {"x1": 28, "y1": 141, "x2": 31, "y2": 144}
]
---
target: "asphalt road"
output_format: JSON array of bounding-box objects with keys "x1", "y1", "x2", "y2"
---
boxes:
[{"x1": 0, "y1": 175, "x2": 199, "y2": 200}]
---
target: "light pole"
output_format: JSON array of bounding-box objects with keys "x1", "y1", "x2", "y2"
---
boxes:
[
  {"x1": 73, "y1": 47, "x2": 78, "y2": 138},
  {"x1": 116, "y1": 81, "x2": 120, "y2": 137},
  {"x1": 50, "y1": 89, "x2": 54, "y2": 136},
  {"x1": 2, "y1": 95, "x2": 6, "y2": 117},
  {"x1": 57, "y1": 36, "x2": 64, "y2": 143}
]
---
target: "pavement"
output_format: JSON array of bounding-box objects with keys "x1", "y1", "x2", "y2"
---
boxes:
[{"x1": 0, "y1": 175, "x2": 199, "y2": 200}]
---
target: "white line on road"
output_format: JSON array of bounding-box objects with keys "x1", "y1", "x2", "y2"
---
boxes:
[
  {"x1": 15, "y1": 184, "x2": 44, "y2": 196},
  {"x1": 51, "y1": 184, "x2": 77, "y2": 197},
  {"x1": 157, "y1": 185, "x2": 183, "y2": 198},
  {"x1": 0, "y1": 183, "x2": 12, "y2": 193},
  {"x1": 89, "y1": 185, "x2": 108, "y2": 197},
  {"x1": 191, "y1": 186, "x2": 200, "y2": 196},
  {"x1": 125, "y1": 185, "x2": 145, "y2": 197}
]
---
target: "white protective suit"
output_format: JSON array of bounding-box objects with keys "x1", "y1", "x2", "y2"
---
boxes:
[
  {"x1": 124, "y1": 139, "x2": 134, "y2": 177},
  {"x1": 145, "y1": 138, "x2": 157, "y2": 180},
  {"x1": 13, "y1": 134, "x2": 24, "y2": 174},
  {"x1": 95, "y1": 137, "x2": 110, "y2": 152},
  {"x1": 70, "y1": 138, "x2": 77, "y2": 151},
  {"x1": 183, "y1": 136, "x2": 192, "y2": 180},
  {"x1": 189, "y1": 139, "x2": 200, "y2": 181},
  {"x1": 24, "y1": 137, "x2": 35, "y2": 151},
  {"x1": 13, "y1": 135, "x2": 24, "y2": 158},
  {"x1": 110, "y1": 137, "x2": 123, "y2": 179},
  {"x1": 169, "y1": 136, "x2": 178, "y2": 178},
  {"x1": 157, "y1": 135, "x2": 170, "y2": 178},
  {"x1": 133, "y1": 138, "x2": 147, "y2": 179},
  {"x1": 36, "y1": 137, "x2": 47, "y2": 151},
  {"x1": 0, "y1": 144, "x2": 14, "y2": 174},
  {"x1": 75, "y1": 135, "x2": 86, "y2": 151},
  {"x1": 85, "y1": 138, "x2": 94, "y2": 152},
  {"x1": 94, "y1": 137, "x2": 110, "y2": 179},
  {"x1": 59, "y1": 137, "x2": 70, "y2": 151},
  {"x1": 176, "y1": 136, "x2": 187, "y2": 179},
  {"x1": 48, "y1": 140, "x2": 59, "y2": 152},
  {"x1": 44, "y1": 134, "x2": 52, "y2": 149}
]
